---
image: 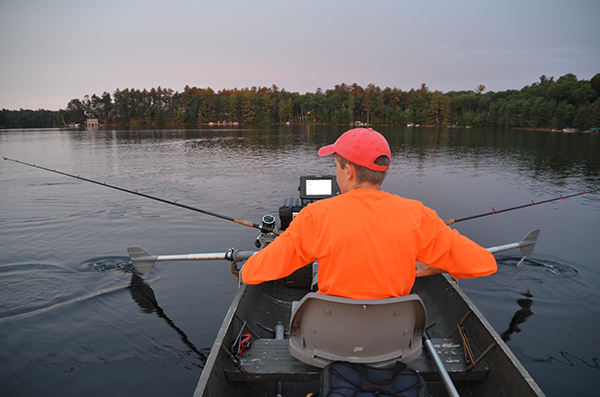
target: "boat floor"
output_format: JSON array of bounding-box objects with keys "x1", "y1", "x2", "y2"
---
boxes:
[{"x1": 226, "y1": 337, "x2": 488, "y2": 383}]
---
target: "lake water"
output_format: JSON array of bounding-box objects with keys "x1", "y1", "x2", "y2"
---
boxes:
[{"x1": 0, "y1": 126, "x2": 598, "y2": 396}]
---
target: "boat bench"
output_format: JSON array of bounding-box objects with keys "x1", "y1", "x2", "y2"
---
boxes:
[{"x1": 224, "y1": 338, "x2": 489, "y2": 383}]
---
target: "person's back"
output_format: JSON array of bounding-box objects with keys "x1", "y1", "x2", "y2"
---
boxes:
[{"x1": 241, "y1": 128, "x2": 497, "y2": 298}]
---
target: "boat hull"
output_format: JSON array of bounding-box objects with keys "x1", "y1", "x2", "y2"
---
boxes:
[{"x1": 194, "y1": 269, "x2": 545, "y2": 397}]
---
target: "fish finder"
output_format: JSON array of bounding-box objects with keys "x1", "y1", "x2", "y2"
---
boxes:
[
  {"x1": 299, "y1": 175, "x2": 340, "y2": 200},
  {"x1": 278, "y1": 176, "x2": 340, "y2": 231}
]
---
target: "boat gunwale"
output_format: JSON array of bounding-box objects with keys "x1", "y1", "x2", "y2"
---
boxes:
[
  {"x1": 436, "y1": 274, "x2": 545, "y2": 395},
  {"x1": 193, "y1": 283, "x2": 248, "y2": 396}
]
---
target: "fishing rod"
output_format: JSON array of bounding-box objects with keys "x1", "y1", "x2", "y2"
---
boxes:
[
  {"x1": 5, "y1": 156, "x2": 592, "y2": 230},
  {"x1": 3, "y1": 157, "x2": 275, "y2": 233},
  {"x1": 444, "y1": 190, "x2": 594, "y2": 225}
]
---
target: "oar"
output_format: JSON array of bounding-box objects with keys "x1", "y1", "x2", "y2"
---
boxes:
[
  {"x1": 127, "y1": 247, "x2": 256, "y2": 273},
  {"x1": 3, "y1": 157, "x2": 275, "y2": 234},
  {"x1": 486, "y1": 229, "x2": 540, "y2": 256},
  {"x1": 423, "y1": 331, "x2": 460, "y2": 397},
  {"x1": 129, "y1": 229, "x2": 540, "y2": 274}
]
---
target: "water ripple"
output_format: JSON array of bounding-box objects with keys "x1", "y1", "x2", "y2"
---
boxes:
[
  {"x1": 0, "y1": 258, "x2": 160, "y2": 322},
  {"x1": 462, "y1": 255, "x2": 588, "y2": 301}
]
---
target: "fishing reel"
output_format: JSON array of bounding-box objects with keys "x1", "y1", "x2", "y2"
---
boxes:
[
  {"x1": 254, "y1": 176, "x2": 340, "y2": 249},
  {"x1": 255, "y1": 214, "x2": 278, "y2": 249}
]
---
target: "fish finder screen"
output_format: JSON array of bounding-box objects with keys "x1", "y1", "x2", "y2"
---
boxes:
[
  {"x1": 299, "y1": 176, "x2": 339, "y2": 200},
  {"x1": 306, "y1": 179, "x2": 332, "y2": 196}
]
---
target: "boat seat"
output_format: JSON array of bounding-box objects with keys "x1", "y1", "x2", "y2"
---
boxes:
[{"x1": 288, "y1": 293, "x2": 427, "y2": 369}]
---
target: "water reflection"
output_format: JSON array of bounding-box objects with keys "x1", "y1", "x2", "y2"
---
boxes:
[
  {"x1": 128, "y1": 273, "x2": 207, "y2": 365},
  {"x1": 62, "y1": 126, "x2": 600, "y2": 191},
  {"x1": 501, "y1": 292, "x2": 534, "y2": 342},
  {"x1": 532, "y1": 351, "x2": 600, "y2": 369}
]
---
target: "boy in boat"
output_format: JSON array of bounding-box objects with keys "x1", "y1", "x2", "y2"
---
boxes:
[{"x1": 241, "y1": 128, "x2": 496, "y2": 299}]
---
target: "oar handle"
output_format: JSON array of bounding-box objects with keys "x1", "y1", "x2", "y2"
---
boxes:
[
  {"x1": 486, "y1": 229, "x2": 540, "y2": 256},
  {"x1": 486, "y1": 242, "x2": 520, "y2": 254},
  {"x1": 128, "y1": 247, "x2": 256, "y2": 273},
  {"x1": 155, "y1": 252, "x2": 230, "y2": 262},
  {"x1": 423, "y1": 332, "x2": 460, "y2": 397}
]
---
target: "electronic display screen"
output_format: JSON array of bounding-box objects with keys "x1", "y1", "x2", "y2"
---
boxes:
[
  {"x1": 306, "y1": 179, "x2": 332, "y2": 196},
  {"x1": 299, "y1": 176, "x2": 339, "y2": 200}
]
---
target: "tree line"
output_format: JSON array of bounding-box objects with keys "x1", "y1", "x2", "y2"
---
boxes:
[
  {"x1": 2, "y1": 73, "x2": 599, "y2": 130},
  {"x1": 0, "y1": 109, "x2": 61, "y2": 129}
]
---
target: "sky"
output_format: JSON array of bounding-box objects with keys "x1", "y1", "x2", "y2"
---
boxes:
[{"x1": 1, "y1": 0, "x2": 599, "y2": 111}]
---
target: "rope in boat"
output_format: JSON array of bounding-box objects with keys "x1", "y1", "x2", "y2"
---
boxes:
[{"x1": 457, "y1": 324, "x2": 476, "y2": 367}]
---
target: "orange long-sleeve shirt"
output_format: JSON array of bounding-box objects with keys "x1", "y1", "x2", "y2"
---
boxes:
[{"x1": 242, "y1": 189, "x2": 496, "y2": 299}]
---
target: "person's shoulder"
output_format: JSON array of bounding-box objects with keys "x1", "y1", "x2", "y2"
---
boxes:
[
  {"x1": 375, "y1": 190, "x2": 420, "y2": 204},
  {"x1": 306, "y1": 189, "x2": 423, "y2": 208},
  {"x1": 305, "y1": 194, "x2": 345, "y2": 209},
  {"x1": 297, "y1": 193, "x2": 352, "y2": 217},
  {"x1": 376, "y1": 191, "x2": 433, "y2": 215}
]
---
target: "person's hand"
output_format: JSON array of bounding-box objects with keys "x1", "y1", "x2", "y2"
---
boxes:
[{"x1": 415, "y1": 261, "x2": 445, "y2": 277}]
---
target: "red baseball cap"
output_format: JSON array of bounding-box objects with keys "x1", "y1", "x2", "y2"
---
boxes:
[{"x1": 318, "y1": 128, "x2": 391, "y2": 172}]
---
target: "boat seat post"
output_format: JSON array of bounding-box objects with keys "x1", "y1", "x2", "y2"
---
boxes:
[
  {"x1": 274, "y1": 323, "x2": 286, "y2": 340},
  {"x1": 288, "y1": 293, "x2": 428, "y2": 369}
]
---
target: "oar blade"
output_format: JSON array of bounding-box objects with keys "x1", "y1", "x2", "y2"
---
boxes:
[
  {"x1": 128, "y1": 247, "x2": 158, "y2": 273},
  {"x1": 519, "y1": 229, "x2": 540, "y2": 256}
]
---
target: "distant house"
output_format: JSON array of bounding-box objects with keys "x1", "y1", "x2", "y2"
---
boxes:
[{"x1": 86, "y1": 118, "x2": 99, "y2": 128}]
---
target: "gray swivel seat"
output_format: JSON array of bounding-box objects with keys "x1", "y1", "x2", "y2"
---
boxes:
[{"x1": 289, "y1": 293, "x2": 427, "y2": 369}]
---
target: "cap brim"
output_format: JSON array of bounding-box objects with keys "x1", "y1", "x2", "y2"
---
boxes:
[{"x1": 318, "y1": 144, "x2": 335, "y2": 157}]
